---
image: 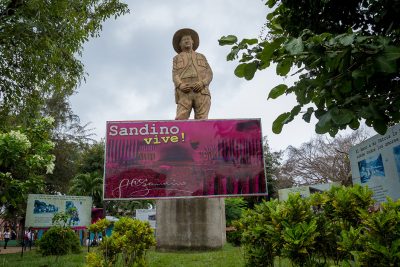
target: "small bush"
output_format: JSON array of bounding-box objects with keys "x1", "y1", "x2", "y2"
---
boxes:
[
  {"x1": 87, "y1": 217, "x2": 155, "y2": 267},
  {"x1": 38, "y1": 226, "x2": 81, "y2": 256}
]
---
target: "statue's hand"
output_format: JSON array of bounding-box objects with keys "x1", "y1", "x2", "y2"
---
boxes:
[
  {"x1": 192, "y1": 81, "x2": 204, "y2": 92},
  {"x1": 179, "y1": 83, "x2": 191, "y2": 93}
]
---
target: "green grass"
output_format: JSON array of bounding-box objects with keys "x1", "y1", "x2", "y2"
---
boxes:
[
  {"x1": 148, "y1": 244, "x2": 244, "y2": 267},
  {"x1": 0, "y1": 244, "x2": 244, "y2": 267},
  {"x1": 0, "y1": 249, "x2": 86, "y2": 267}
]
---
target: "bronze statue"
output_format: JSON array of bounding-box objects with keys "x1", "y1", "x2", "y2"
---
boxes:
[{"x1": 172, "y1": 28, "x2": 213, "y2": 120}]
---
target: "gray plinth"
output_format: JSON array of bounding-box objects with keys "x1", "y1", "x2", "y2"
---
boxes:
[{"x1": 156, "y1": 198, "x2": 226, "y2": 251}]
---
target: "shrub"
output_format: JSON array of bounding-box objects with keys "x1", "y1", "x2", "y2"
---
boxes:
[
  {"x1": 86, "y1": 252, "x2": 105, "y2": 267},
  {"x1": 238, "y1": 185, "x2": 382, "y2": 267},
  {"x1": 356, "y1": 198, "x2": 400, "y2": 266},
  {"x1": 226, "y1": 220, "x2": 242, "y2": 246},
  {"x1": 88, "y1": 218, "x2": 111, "y2": 235},
  {"x1": 240, "y1": 199, "x2": 279, "y2": 267},
  {"x1": 86, "y1": 217, "x2": 155, "y2": 267},
  {"x1": 38, "y1": 226, "x2": 81, "y2": 256},
  {"x1": 113, "y1": 217, "x2": 155, "y2": 267}
]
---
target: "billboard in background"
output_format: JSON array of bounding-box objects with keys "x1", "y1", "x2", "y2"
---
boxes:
[
  {"x1": 349, "y1": 124, "x2": 400, "y2": 203},
  {"x1": 25, "y1": 194, "x2": 92, "y2": 228},
  {"x1": 278, "y1": 183, "x2": 338, "y2": 201},
  {"x1": 135, "y1": 209, "x2": 156, "y2": 229},
  {"x1": 104, "y1": 119, "x2": 267, "y2": 199}
]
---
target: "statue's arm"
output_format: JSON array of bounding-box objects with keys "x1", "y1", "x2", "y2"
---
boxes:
[
  {"x1": 201, "y1": 54, "x2": 213, "y2": 87},
  {"x1": 172, "y1": 55, "x2": 182, "y2": 89}
]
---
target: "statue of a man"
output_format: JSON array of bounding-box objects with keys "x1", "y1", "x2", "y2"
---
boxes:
[{"x1": 172, "y1": 28, "x2": 213, "y2": 120}]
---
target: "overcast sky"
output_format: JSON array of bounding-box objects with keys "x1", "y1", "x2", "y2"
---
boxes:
[{"x1": 70, "y1": 0, "x2": 350, "y2": 151}]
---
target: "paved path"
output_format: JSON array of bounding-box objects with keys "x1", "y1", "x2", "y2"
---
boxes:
[{"x1": 0, "y1": 247, "x2": 35, "y2": 254}]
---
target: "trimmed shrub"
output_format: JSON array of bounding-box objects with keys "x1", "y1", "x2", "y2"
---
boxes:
[{"x1": 38, "y1": 226, "x2": 81, "y2": 256}]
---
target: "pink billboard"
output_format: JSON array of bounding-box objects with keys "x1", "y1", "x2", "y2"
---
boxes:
[{"x1": 104, "y1": 119, "x2": 267, "y2": 199}]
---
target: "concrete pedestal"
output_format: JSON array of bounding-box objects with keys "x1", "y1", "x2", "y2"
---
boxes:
[{"x1": 156, "y1": 198, "x2": 226, "y2": 251}]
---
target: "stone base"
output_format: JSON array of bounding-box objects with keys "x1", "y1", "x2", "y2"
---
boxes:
[{"x1": 156, "y1": 198, "x2": 226, "y2": 251}]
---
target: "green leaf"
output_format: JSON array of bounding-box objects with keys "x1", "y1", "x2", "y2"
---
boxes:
[
  {"x1": 234, "y1": 62, "x2": 258, "y2": 80},
  {"x1": 344, "y1": 94, "x2": 361, "y2": 105},
  {"x1": 331, "y1": 108, "x2": 355, "y2": 125},
  {"x1": 349, "y1": 119, "x2": 360, "y2": 130},
  {"x1": 383, "y1": 45, "x2": 400, "y2": 61},
  {"x1": 291, "y1": 105, "x2": 301, "y2": 116},
  {"x1": 218, "y1": 35, "x2": 238, "y2": 46},
  {"x1": 270, "y1": 21, "x2": 283, "y2": 32},
  {"x1": 234, "y1": 64, "x2": 246, "y2": 78},
  {"x1": 375, "y1": 56, "x2": 397, "y2": 73},
  {"x1": 351, "y1": 69, "x2": 367, "y2": 79},
  {"x1": 340, "y1": 80, "x2": 352, "y2": 93},
  {"x1": 272, "y1": 112, "x2": 291, "y2": 134},
  {"x1": 315, "y1": 111, "x2": 332, "y2": 134},
  {"x1": 239, "y1": 38, "x2": 258, "y2": 46},
  {"x1": 268, "y1": 84, "x2": 288, "y2": 99},
  {"x1": 243, "y1": 62, "x2": 258, "y2": 80},
  {"x1": 266, "y1": 0, "x2": 278, "y2": 8},
  {"x1": 302, "y1": 107, "x2": 314, "y2": 123},
  {"x1": 276, "y1": 58, "x2": 292, "y2": 76},
  {"x1": 285, "y1": 37, "x2": 304, "y2": 55},
  {"x1": 337, "y1": 33, "x2": 355, "y2": 46},
  {"x1": 266, "y1": 12, "x2": 274, "y2": 20},
  {"x1": 373, "y1": 120, "x2": 387, "y2": 135},
  {"x1": 226, "y1": 47, "x2": 239, "y2": 61},
  {"x1": 260, "y1": 38, "x2": 284, "y2": 64},
  {"x1": 240, "y1": 54, "x2": 254, "y2": 62}
]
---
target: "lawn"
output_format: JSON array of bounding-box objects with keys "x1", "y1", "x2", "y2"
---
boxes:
[
  {"x1": 0, "y1": 249, "x2": 86, "y2": 267},
  {"x1": 0, "y1": 244, "x2": 244, "y2": 267},
  {"x1": 148, "y1": 244, "x2": 244, "y2": 267}
]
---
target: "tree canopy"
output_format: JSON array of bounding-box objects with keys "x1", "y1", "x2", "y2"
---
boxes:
[
  {"x1": 278, "y1": 128, "x2": 369, "y2": 186},
  {"x1": 68, "y1": 140, "x2": 105, "y2": 207},
  {"x1": 0, "y1": 117, "x2": 55, "y2": 221},
  {"x1": 0, "y1": 0, "x2": 129, "y2": 127},
  {"x1": 219, "y1": 0, "x2": 400, "y2": 136},
  {"x1": 0, "y1": 0, "x2": 129, "y2": 222}
]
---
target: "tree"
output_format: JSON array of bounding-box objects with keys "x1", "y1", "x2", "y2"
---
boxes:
[
  {"x1": 77, "y1": 140, "x2": 105, "y2": 175},
  {"x1": 219, "y1": 0, "x2": 400, "y2": 136},
  {"x1": 45, "y1": 137, "x2": 84, "y2": 194},
  {"x1": 43, "y1": 91, "x2": 97, "y2": 194},
  {"x1": 69, "y1": 172, "x2": 103, "y2": 207},
  {"x1": 0, "y1": 0, "x2": 129, "y2": 195},
  {"x1": 0, "y1": 0, "x2": 129, "y2": 120},
  {"x1": 278, "y1": 128, "x2": 369, "y2": 186},
  {"x1": 68, "y1": 140, "x2": 105, "y2": 206},
  {"x1": 0, "y1": 117, "x2": 55, "y2": 222},
  {"x1": 263, "y1": 136, "x2": 285, "y2": 199},
  {"x1": 70, "y1": 140, "x2": 155, "y2": 212},
  {"x1": 242, "y1": 136, "x2": 283, "y2": 203}
]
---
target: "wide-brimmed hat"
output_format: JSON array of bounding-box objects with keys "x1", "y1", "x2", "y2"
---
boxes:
[{"x1": 172, "y1": 28, "x2": 199, "y2": 53}]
